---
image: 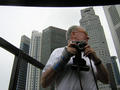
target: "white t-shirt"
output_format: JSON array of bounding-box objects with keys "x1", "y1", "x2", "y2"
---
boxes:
[{"x1": 42, "y1": 47, "x2": 98, "y2": 90}]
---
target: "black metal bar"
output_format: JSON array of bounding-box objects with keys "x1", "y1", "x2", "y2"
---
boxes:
[{"x1": 0, "y1": 37, "x2": 45, "y2": 69}]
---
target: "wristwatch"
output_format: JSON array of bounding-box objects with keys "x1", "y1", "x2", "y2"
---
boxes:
[{"x1": 95, "y1": 60, "x2": 102, "y2": 66}]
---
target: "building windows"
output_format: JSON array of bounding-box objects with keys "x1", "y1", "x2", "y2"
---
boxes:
[
  {"x1": 99, "y1": 50, "x2": 105, "y2": 56},
  {"x1": 109, "y1": 6, "x2": 120, "y2": 26},
  {"x1": 116, "y1": 26, "x2": 120, "y2": 43}
]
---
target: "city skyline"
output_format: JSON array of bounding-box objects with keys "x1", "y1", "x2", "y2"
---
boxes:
[{"x1": 0, "y1": 5, "x2": 119, "y2": 90}]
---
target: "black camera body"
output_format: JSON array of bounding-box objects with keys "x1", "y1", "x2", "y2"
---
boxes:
[
  {"x1": 71, "y1": 41, "x2": 89, "y2": 71},
  {"x1": 72, "y1": 41, "x2": 87, "y2": 52}
]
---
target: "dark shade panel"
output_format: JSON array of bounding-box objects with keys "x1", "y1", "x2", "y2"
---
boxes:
[{"x1": 0, "y1": 0, "x2": 120, "y2": 7}]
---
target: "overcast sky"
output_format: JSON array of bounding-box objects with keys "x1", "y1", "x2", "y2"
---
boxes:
[{"x1": 0, "y1": 5, "x2": 119, "y2": 90}]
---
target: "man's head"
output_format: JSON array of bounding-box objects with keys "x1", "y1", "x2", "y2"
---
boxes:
[{"x1": 66, "y1": 25, "x2": 89, "y2": 43}]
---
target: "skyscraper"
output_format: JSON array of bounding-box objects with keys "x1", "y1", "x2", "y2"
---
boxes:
[
  {"x1": 80, "y1": 7, "x2": 112, "y2": 90},
  {"x1": 26, "y1": 31, "x2": 41, "y2": 90},
  {"x1": 40, "y1": 26, "x2": 67, "y2": 90},
  {"x1": 106, "y1": 63, "x2": 117, "y2": 90},
  {"x1": 103, "y1": 5, "x2": 120, "y2": 63},
  {"x1": 111, "y1": 56, "x2": 120, "y2": 85},
  {"x1": 9, "y1": 35, "x2": 30, "y2": 90},
  {"x1": 41, "y1": 26, "x2": 67, "y2": 65}
]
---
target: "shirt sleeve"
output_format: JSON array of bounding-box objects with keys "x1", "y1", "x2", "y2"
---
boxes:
[{"x1": 42, "y1": 48, "x2": 62, "y2": 73}]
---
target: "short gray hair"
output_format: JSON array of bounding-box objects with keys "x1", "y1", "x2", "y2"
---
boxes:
[{"x1": 66, "y1": 25, "x2": 79, "y2": 41}]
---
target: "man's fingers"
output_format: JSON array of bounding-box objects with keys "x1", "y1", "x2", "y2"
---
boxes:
[
  {"x1": 84, "y1": 44, "x2": 90, "y2": 49},
  {"x1": 84, "y1": 50, "x2": 91, "y2": 56}
]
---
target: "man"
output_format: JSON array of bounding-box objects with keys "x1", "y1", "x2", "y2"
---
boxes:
[{"x1": 41, "y1": 25, "x2": 109, "y2": 90}]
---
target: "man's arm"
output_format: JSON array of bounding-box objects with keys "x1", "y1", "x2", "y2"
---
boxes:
[
  {"x1": 95, "y1": 61, "x2": 110, "y2": 84},
  {"x1": 41, "y1": 67, "x2": 57, "y2": 88},
  {"x1": 91, "y1": 54, "x2": 110, "y2": 84},
  {"x1": 41, "y1": 46, "x2": 75, "y2": 88},
  {"x1": 84, "y1": 45, "x2": 110, "y2": 84}
]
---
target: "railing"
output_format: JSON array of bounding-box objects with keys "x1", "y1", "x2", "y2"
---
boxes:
[{"x1": 0, "y1": 37, "x2": 45, "y2": 90}]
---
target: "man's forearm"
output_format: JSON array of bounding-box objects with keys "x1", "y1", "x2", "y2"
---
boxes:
[
  {"x1": 41, "y1": 67, "x2": 56, "y2": 88},
  {"x1": 41, "y1": 47, "x2": 73, "y2": 88},
  {"x1": 91, "y1": 54, "x2": 110, "y2": 84},
  {"x1": 95, "y1": 62, "x2": 110, "y2": 84}
]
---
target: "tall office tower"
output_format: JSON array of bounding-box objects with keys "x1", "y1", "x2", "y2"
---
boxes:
[
  {"x1": 41, "y1": 26, "x2": 67, "y2": 65},
  {"x1": 106, "y1": 63, "x2": 117, "y2": 90},
  {"x1": 26, "y1": 31, "x2": 41, "y2": 90},
  {"x1": 40, "y1": 26, "x2": 67, "y2": 90},
  {"x1": 9, "y1": 35, "x2": 30, "y2": 90},
  {"x1": 103, "y1": 5, "x2": 120, "y2": 63},
  {"x1": 111, "y1": 56, "x2": 120, "y2": 85},
  {"x1": 80, "y1": 7, "x2": 112, "y2": 90}
]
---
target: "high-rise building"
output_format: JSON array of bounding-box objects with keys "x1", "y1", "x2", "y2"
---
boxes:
[
  {"x1": 9, "y1": 35, "x2": 30, "y2": 90},
  {"x1": 106, "y1": 63, "x2": 117, "y2": 90},
  {"x1": 40, "y1": 26, "x2": 67, "y2": 90},
  {"x1": 80, "y1": 7, "x2": 112, "y2": 90},
  {"x1": 26, "y1": 31, "x2": 41, "y2": 90},
  {"x1": 111, "y1": 56, "x2": 120, "y2": 85},
  {"x1": 103, "y1": 5, "x2": 120, "y2": 63},
  {"x1": 41, "y1": 26, "x2": 67, "y2": 65}
]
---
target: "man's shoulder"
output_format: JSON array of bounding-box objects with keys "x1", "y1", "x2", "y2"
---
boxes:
[
  {"x1": 52, "y1": 47, "x2": 65, "y2": 54},
  {"x1": 54, "y1": 46, "x2": 65, "y2": 51}
]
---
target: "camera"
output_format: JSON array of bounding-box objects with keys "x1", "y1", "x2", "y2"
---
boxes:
[
  {"x1": 71, "y1": 41, "x2": 89, "y2": 71},
  {"x1": 72, "y1": 41, "x2": 87, "y2": 52}
]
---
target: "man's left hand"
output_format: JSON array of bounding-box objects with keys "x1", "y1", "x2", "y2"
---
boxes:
[{"x1": 84, "y1": 44, "x2": 99, "y2": 63}]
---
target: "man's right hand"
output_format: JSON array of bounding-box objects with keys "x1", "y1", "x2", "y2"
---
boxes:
[{"x1": 67, "y1": 41, "x2": 77, "y2": 55}]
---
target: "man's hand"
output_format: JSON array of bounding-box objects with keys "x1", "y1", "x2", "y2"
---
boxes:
[
  {"x1": 84, "y1": 44, "x2": 99, "y2": 63},
  {"x1": 67, "y1": 41, "x2": 77, "y2": 54}
]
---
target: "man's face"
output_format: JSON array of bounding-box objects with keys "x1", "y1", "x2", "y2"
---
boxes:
[{"x1": 71, "y1": 28, "x2": 89, "y2": 43}]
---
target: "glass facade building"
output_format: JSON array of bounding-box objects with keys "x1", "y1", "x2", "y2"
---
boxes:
[
  {"x1": 103, "y1": 5, "x2": 120, "y2": 64},
  {"x1": 26, "y1": 31, "x2": 41, "y2": 90},
  {"x1": 10, "y1": 35, "x2": 30, "y2": 90},
  {"x1": 41, "y1": 26, "x2": 67, "y2": 65},
  {"x1": 111, "y1": 56, "x2": 120, "y2": 85}
]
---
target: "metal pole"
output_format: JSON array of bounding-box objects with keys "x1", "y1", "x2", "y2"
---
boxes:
[{"x1": 0, "y1": 37, "x2": 45, "y2": 69}]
